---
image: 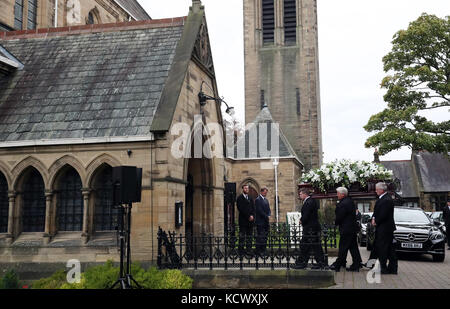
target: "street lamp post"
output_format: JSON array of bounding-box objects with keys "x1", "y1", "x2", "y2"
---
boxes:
[{"x1": 272, "y1": 157, "x2": 279, "y2": 226}]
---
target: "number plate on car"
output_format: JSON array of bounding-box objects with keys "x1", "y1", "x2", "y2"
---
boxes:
[{"x1": 401, "y1": 242, "x2": 422, "y2": 249}]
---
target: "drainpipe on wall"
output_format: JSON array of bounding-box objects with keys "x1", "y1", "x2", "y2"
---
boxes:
[{"x1": 54, "y1": 0, "x2": 58, "y2": 27}]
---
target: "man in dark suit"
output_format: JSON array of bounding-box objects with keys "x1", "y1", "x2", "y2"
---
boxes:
[
  {"x1": 372, "y1": 182, "x2": 398, "y2": 274},
  {"x1": 236, "y1": 184, "x2": 255, "y2": 255},
  {"x1": 356, "y1": 208, "x2": 362, "y2": 223},
  {"x1": 293, "y1": 188, "x2": 326, "y2": 269},
  {"x1": 330, "y1": 187, "x2": 362, "y2": 272},
  {"x1": 443, "y1": 198, "x2": 450, "y2": 249},
  {"x1": 255, "y1": 187, "x2": 271, "y2": 255}
]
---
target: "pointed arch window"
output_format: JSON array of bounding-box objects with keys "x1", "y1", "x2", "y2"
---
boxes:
[
  {"x1": 86, "y1": 8, "x2": 101, "y2": 25},
  {"x1": 0, "y1": 173, "x2": 8, "y2": 233},
  {"x1": 87, "y1": 12, "x2": 95, "y2": 24},
  {"x1": 93, "y1": 166, "x2": 118, "y2": 231},
  {"x1": 56, "y1": 168, "x2": 83, "y2": 231},
  {"x1": 22, "y1": 168, "x2": 46, "y2": 232}
]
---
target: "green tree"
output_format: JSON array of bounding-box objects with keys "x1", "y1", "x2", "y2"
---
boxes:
[{"x1": 364, "y1": 14, "x2": 449, "y2": 155}]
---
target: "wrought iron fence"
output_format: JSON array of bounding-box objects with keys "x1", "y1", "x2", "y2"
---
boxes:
[{"x1": 157, "y1": 223, "x2": 338, "y2": 270}]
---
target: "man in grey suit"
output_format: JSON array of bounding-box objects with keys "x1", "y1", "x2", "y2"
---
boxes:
[{"x1": 255, "y1": 187, "x2": 271, "y2": 255}]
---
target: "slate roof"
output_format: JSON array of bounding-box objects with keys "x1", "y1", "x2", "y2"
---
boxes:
[
  {"x1": 380, "y1": 160, "x2": 419, "y2": 198},
  {"x1": 413, "y1": 152, "x2": 450, "y2": 193},
  {"x1": 114, "y1": 0, "x2": 151, "y2": 21},
  {"x1": 0, "y1": 19, "x2": 186, "y2": 143},
  {"x1": 231, "y1": 105, "x2": 302, "y2": 164}
]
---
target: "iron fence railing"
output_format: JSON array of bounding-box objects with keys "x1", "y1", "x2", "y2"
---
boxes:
[{"x1": 157, "y1": 223, "x2": 338, "y2": 270}]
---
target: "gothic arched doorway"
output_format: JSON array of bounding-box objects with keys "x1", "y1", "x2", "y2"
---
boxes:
[{"x1": 185, "y1": 157, "x2": 213, "y2": 237}]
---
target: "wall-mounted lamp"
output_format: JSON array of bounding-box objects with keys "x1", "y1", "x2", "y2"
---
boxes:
[{"x1": 198, "y1": 82, "x2": 235, "y2": 116}]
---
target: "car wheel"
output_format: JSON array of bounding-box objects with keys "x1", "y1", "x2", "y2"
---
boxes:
[{"x1": 432, "y1": 254, "x2": 445, "y2": 262}]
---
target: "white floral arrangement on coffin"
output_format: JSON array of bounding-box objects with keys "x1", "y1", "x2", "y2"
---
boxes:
[{"x1": 300, "y1": 159, "x2": 394, "y2": 193}]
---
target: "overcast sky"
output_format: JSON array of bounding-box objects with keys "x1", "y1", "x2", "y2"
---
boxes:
[{"x1": 138, "y1": 0, "x2": 450, "y2": 164}]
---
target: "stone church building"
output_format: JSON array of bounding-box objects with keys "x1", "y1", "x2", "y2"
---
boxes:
[
  {"x1": 0, "y1": 0, "x2": 230, "y2": 266},
  {"x1": 0, "y1": 0, "x2": 323, "y2": 268}
]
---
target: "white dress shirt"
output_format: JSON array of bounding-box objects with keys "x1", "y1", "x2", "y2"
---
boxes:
[{"x1": 379, "y1": 192, "x2": 388, "y2": 199}]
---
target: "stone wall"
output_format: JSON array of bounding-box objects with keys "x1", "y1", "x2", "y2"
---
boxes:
[
  {"x1": 183, "y1": 269, "x2": 335, "y2": 289},
  {"x1": 142, "y1": 59, "x2": 226, "y2": 256},
  {"x1": 0, "y1": 140, "x2": 153, "y2": 263}
]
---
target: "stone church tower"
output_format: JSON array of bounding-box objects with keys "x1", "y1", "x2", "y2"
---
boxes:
[{"x1": 243, "y1": 0, "x2": 323, "y2": 170}]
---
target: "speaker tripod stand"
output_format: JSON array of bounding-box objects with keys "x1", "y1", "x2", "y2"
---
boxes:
[{"x1": 110, "y1": 203, "x2": 142, "y2": 289}]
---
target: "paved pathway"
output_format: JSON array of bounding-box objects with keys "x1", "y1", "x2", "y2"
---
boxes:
[{"x1": 327, "y1": 244, "x2": 450, "y2": 289}]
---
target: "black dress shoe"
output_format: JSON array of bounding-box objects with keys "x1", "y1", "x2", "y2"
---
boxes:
[
  {"x1": 311, "y1": 264, "x2": 327, "y2": 270},
  {"x1": 346, "y1": 264, "x2": 360, "y2": 272},
  {"x1": 388, "y1": 269, "x2": 398, "y2": 275},
  {"x1": 329, "y1": 264, "x2": 341, "y2": 272}
]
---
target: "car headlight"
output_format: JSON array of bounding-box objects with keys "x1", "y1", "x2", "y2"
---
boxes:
[{"x1": 430, "y1": 232, "x2": 444, "y2": 243}]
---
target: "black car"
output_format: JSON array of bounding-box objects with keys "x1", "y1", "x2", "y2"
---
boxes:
[
  {"x1": 366, "y1": 207, "x2": 446, "y2": 262},
  {"x1": 357, "y1": 212, "x2": 372, "y2": 246}
]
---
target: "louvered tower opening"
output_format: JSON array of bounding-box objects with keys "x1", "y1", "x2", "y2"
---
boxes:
[
  {"x1": 284, "y1": 0, "x2": 297, "y2": 43},
  {"x1": 262, "y1": 0, "x2": 275, "y2": 44}
]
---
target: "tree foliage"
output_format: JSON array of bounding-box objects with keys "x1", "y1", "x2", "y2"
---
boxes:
[{"x1": 364, "y1": 14, "x2": 449, "y2": 155}]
